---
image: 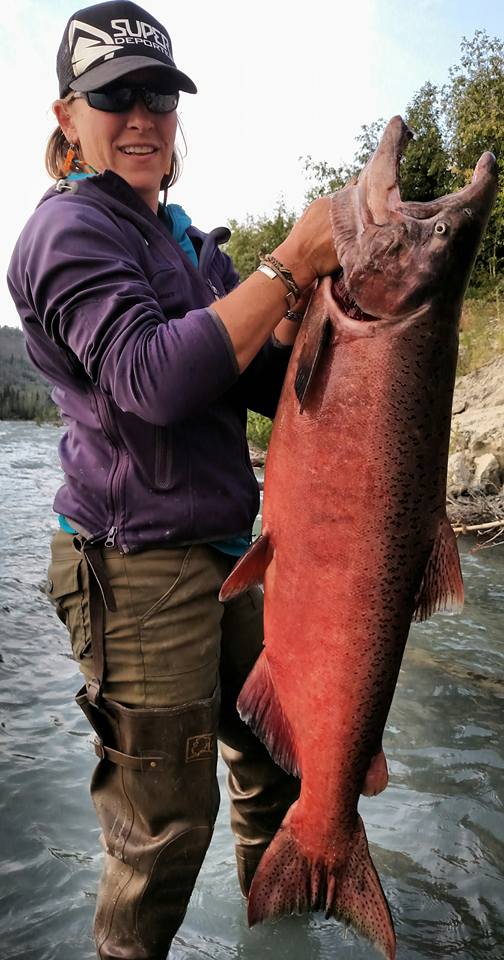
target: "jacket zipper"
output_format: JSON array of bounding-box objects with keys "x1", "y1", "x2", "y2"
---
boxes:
[
  {"x1": 207, "y1": 278, "x2": 221, "y2": 300},
  {"x1": 105, "y1": 526, "x2": 118, "y2": 548},
  {"x1": 93, "y1": 388, "x2": 128, "y2": 552}
]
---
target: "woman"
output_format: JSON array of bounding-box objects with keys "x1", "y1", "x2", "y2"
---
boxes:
[{"x1": 7, "y1": 2, "x2": 340, "y2": 958}]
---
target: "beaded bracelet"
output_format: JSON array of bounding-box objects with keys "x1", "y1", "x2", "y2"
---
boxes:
[{"x1": 257, "y1": 253, "x2": 301, "y2": 310}]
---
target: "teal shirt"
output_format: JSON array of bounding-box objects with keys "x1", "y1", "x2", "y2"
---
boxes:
[{"x1": 158, "y1": 202, "x2": 198, "y2": 268}]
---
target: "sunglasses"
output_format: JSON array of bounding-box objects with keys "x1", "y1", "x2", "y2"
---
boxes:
[{"x1": 73, "y1": 86, "x2": 179, "y2": 115}]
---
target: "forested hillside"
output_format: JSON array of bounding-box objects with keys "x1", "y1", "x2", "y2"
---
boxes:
[{"x1": 0, "y1": 326, "x2": 58, "y2": 421}]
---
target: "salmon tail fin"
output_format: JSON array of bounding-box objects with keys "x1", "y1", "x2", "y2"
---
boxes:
[
  {"x1": 218, "y1": 533, "x2": 273, "y2": 601},
  {"x1": 237, "y1": 650, "x2": 300, "y2": 777},
  {"x1": 413, "y1": 514, "x2": 464, "y2": 621},
  {"x1": 248, "y1": 811, "x2": 396, "y2": 960}
]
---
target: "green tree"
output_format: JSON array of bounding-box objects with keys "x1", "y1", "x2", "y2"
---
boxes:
[
  {"x1": 225, "y1": 202, "x2": 296, "y2": 281},
  {"x1": 301, "y1": 120, "x2": 386, "y2": 202},
  {"x1": 443, "y1": 30, "x2": 504, "y2": 285},
  {"x1": 301, "y1": 157, "x2": 355, "y2": 203},
  {"x1": 353, "y1": 119, "x2": 386, "y2": 169},
  {"x1": 302, "y1": 118, "x2": 388, "y2": 204},
  {"x1": 401, "y1": 82, "x2": 452, "y2": 202}
]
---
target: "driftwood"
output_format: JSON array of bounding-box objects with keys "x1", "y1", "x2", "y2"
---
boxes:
[
  {"x1": 446, "y1": 492, "x2": 504, "y2": 525},
  {"x1": 447, "y1": 492, "x2": 504, "y2": 544}
]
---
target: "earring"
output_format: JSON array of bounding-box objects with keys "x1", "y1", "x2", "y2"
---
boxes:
[{"x1": 63, "y1": 142, "x2": 77, "y2": 176}]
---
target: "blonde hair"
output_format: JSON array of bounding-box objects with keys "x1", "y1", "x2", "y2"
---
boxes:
[{"x1": 45, "y1": 96, "x2": 184, "y2": 189}]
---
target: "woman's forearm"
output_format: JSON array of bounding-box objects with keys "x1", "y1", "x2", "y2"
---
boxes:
[
  {"x1": 213, "y1": 199, "x2": 339, "y2": 372},
  {"x1": 213, "y1": 267, "x2": 306, "y2": 371}
]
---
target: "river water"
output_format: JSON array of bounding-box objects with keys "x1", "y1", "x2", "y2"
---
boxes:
[{"x1": 0, "y1": 420, "x2": 502, "y2": 960}]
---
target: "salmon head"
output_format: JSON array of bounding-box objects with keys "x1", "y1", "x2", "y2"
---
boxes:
[{"x1": 330, "y1": 115, "x2": 498, "y2": 323}]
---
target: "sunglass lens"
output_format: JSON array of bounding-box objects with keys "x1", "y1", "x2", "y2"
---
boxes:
[
  {"x1": 86, "y1": 88, "x2": 135, "y2": 112},
  {"x1": 86, "y1": 87, "x2": 179, "y2": 114},
  {"x1": 143, "y1": 90, "x2": 179, "y2": 113}
]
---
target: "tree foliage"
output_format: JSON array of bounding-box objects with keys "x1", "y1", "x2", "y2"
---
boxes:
[
  {"x1": 225, "y1": 202, "x2": 297, "y2": 281},
  {"x1": 302, "y1": 157, "x2": 354, "y2": 203},
  {"x1": 444, "y1": 31, "x2": 504, "y2": 172},
  {"x1": 300, "y1": 30, "x2": 503, "y2": 287},
  {"x1": 401, "y1": 83, "x2": 452, "y2": 202},
  {"x1": 443, "y1": 30, "x2": 504, "y2": 285}
]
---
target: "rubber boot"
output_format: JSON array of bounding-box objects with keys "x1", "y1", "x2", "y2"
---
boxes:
[
  {"x1": 77, "y1": 688, "x2": 220, "y2": 960},
  {"x1": 218, "y1": 690, "x2": 300, "y2": 898}
]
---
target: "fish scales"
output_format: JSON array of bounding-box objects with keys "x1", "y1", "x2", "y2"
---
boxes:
[{"x1": 220, "y1": 116, "x2": 497, "y2": 959}]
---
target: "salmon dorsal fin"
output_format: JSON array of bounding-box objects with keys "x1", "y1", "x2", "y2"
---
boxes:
[
  {"x1": 238, "y1": 651, "x2": 301, "y2": 777},
  {"x1": 218, "y1": 533, "x2": 273, "y2": 601},
  {"x1": 294, "y1": 315, "x2": 332, "y2": 411},
  {"x1": 413, "y1": 515, "x2": 464, "y2": 622}
]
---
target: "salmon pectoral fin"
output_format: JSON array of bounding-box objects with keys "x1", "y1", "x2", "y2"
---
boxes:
[
  {"x1": 413, "y1": 514, "x2": 464, "y2": 622},
  {"x1": 218, "y1": 534, "x2": 273, "y2": 601},
  {"x1": 237, "y1": 651, "x2": 301, "y2": 777},
  {"x1": 294, "y1": 315, "x2": 332, "y2": 411},
  {"x1": 248, "y1": 810, "x2": 396, "y2": 960}
]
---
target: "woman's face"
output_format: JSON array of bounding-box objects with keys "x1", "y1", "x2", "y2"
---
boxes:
[{"x1": 54, "y1": 82, "x2": 178, "y2": 213}]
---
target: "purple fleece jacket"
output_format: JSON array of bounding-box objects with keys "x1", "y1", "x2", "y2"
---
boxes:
[{"x1": 7, "y1": 171, "x2": 291, "y2": 552}]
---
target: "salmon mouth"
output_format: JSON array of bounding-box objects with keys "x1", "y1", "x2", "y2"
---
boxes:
[{"x1": 331, "y1": 269, "x2": 377, "y2": 322}]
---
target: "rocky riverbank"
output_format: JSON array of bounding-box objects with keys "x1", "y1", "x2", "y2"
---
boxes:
[
  {"x1": 447, "y1": 355, "x2": 504, "y2": 531},
  {"x1": 448, "y1": 354, "x2": 504, "y2": 497}
]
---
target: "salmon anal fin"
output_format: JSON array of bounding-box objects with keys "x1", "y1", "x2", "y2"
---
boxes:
[
  {"x1": 362, "y1": 748, "x2": 389, "y2": 797},
  {"x1": 413, "y1": 515, "x2": 464, "y2": 622},
  {"x1": 218, "y1": 534, "x2": 273, "y2": 601},
  {"x1": 248, "y1": 810, "x2": 396, "y2": 960},
  {"x1": 237, "y1": 651, "x2": 300, "y2": 777},
  {"x1": 294, "y1": 315, "x2": 332, "y2": 411}
]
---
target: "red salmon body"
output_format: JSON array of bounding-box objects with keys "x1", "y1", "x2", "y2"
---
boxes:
[{"x1": 221, "y1": 117, "x2": 497, "y2": 959}]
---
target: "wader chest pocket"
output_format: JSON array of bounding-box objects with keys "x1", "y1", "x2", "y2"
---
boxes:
[{"x1": 47, "y1": 558, "x2": 92, "y2": 661}]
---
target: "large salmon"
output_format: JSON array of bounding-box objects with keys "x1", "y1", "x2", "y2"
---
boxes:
[{"x1": 220, "y1": 117, "x2": 497, "y2": 958}]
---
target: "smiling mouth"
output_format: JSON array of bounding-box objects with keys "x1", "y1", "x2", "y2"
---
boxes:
[{"x1": 118, "y1": 145, "x2": 159, "y2": 156}]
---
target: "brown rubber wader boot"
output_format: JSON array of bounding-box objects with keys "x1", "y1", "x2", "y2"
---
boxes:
[
  {"x1": 77, "y1": 687, "x2": 220, "y2": 960},
  {"x1": 221, "y1": 736, "x2": 300, "y2": 898},
  {"x1": 218, "y1": 594, "x2": 300, "y2": 898}
]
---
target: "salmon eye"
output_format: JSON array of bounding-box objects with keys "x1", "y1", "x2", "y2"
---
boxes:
[{"x1": 434, "y1": 221, "x2": 448, "y2": 235}]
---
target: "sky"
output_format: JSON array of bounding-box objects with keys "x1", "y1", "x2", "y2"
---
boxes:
[{"x1": 1, "y1": 0, "x2": 503, "y2": 327}]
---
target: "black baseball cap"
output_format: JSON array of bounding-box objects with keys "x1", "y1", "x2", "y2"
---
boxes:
[{"x1": 57, "y1": 1, "x2": 197, "y2": 97}]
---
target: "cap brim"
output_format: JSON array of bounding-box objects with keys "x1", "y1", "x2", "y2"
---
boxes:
[{"x1": 69, "y1": 56, "x2": 197, "y2": 94}]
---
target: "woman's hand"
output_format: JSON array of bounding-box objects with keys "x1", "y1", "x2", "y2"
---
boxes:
[{"x1": 273, "y1": 197, "x2": 340, "y2": 291}]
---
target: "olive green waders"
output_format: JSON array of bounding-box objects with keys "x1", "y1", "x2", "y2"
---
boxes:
[{"x1": 48, "y1": 532, "x2": 299, "y2": 960}]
